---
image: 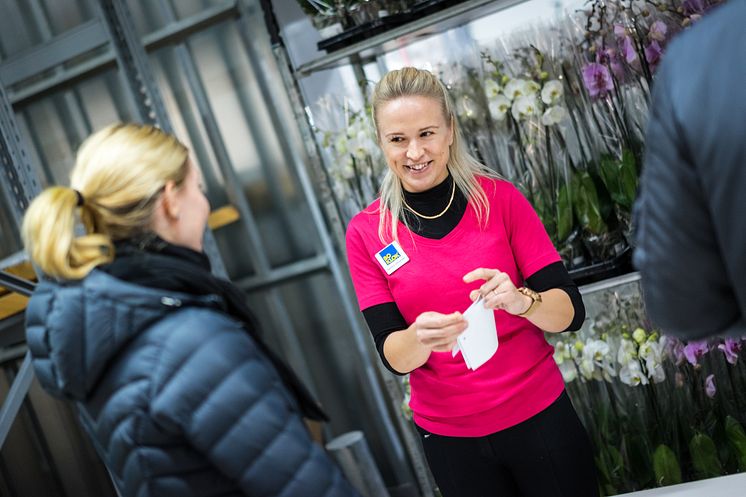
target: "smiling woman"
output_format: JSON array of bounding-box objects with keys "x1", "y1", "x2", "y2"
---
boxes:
[{"x1": 345, "y1": 67, "x2": 597, "y2": 497}]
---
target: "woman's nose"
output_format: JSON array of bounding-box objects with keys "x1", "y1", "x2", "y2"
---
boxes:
[{"x1": 406, "y1": 140, "x2": 423, "y2": 160}]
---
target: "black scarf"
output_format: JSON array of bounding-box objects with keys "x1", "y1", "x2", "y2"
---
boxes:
[{"x1": 101, "y1": 233, "x2": 328, "y2": 421}]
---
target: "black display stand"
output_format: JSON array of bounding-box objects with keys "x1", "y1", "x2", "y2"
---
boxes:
[
  {"x1": 568, "y1": 247, "x2": 634, "y2": 287},
  {"x1": 317, "y1": 0, "x2": 466, "y2": 52}
]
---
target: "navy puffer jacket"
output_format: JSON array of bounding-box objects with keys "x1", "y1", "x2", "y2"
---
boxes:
[{"x1": 25, "y1": 270, "x2": 360, "y2": 497}]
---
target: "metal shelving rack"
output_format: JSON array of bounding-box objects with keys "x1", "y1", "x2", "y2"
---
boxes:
[{"x1": 295, "y1": 0, "x2": 526, "y2": 76}]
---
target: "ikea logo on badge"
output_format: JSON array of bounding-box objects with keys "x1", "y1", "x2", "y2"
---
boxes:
[{"x1": 375, "y1": 241, "x2": 409, "y2": 275}]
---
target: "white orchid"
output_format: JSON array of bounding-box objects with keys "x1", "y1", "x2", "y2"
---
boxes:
[
  {"x1": 334, "y1": 134, "x2": 349, "y2": 156},
  {"x1": 553, "y1": 341, "x2": 568, "y2": 364},
  {"x1": 579, "y1": 354, "x2": 596, "y2": 381},
  {"x1": 541, "y1": 80, "x2": 564, "y2": 105},
  {"x1": 553, "y1": 341, "x2": 578, "y2": 383},
  {"x1": 580, "y1": 338, "x2": 616, "y2": 381},
  {"x1": 349, "y1": 130, "x2": 377, "y2": 161},
  {"x1": 488, "y1": 95, "x2": 511, "y2": 121},
  {"x1": 572, "y1": 339, "x2": 584, "y2": 359},
  {"x1": 337, "y1": 156, "x2": 356, "y2": 179},
  {"x1": 503, "y1": 78, "x2": 537, "y2": 101},
  {"x1": 524, "y1": 80, "x2": 541, "y2": 94},
  {"x1": 457, "y1": 95, "x2": 478, "y2": 119},
  {"x1": 640, "y1": 336, "x2": 666, "y2": 383},
  {"x1": 483, "y1": 79, "x2": 502, "y2": 99},
  {"x1": 503, "y1": 79, "x2": 523, "y2": 100},
  {"x1": 511, "y1": 95, "x2": 539, "y2": 120},
  {"x1": 620, "y1": 360, "x2": 649, "y2": 386},
  {"x1": 632, "y1": 327, "x2": 647, "y2": 344},
  {"x1": 559, "y1": 360, "x2": 579, "y2": 383},
  {"x1": 617, "y1": 337, "x2": 638, "y2": 364},
  {"x1": 541, "y1": 106, "x2": 568, "y2": 126}
]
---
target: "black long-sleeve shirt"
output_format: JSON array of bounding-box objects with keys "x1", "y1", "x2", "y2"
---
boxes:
[{"x1": 362, "y1": 175, "x2": 585, "y2": 374}]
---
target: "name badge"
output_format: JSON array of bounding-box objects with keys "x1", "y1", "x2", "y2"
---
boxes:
[{"x1": 375, "y1": 241, "x2": 410, "y2": 275}]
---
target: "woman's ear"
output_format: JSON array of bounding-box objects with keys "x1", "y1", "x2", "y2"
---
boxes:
[{"x1": 160, "y1": 180, "x2": 180, "y2": 221}]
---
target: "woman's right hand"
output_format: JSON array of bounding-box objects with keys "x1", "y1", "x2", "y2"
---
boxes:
[{"x1": 413, "y1": 311, "x2": 468, "y2": 352}]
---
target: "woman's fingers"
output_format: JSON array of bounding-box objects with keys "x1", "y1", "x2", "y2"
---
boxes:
[
  {"x1": 414, "y1": 311, "x2": 467, "y2": 349},
  {"x1": 462, "y1": 267, "x2": 498, "y2": 284},
  {"x1": 483, "y1": 286, "x2": 511, "y2": 309},
  {"x1": 463, "y1": 268, "x2": 515, "y2": 301}
]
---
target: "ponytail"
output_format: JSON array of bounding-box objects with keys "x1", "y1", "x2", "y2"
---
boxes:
[{"x1": 22, "y1": 186, "x2": 113, "y2": 280}]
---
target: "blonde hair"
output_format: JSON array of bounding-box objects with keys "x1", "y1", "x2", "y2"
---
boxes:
[
  {"x1": 22, "y1": 123, "x2": 189, "y2": 280},
  {"x1": 371, "y1": 67, "x2": 498, "y2": 242}
]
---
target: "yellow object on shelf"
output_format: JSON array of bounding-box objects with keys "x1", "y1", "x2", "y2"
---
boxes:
[{"x1": 208, "y1": 205, "x2": 240, "y2": 230}]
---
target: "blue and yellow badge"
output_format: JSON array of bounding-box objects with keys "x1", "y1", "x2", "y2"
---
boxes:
[{"x1": 375, "y1": 241, "x2": 410, "y2": 275}]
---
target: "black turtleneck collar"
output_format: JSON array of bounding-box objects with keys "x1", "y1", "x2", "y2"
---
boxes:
[{"x1": 401, "y1": 174, "x2": 467, "y2": 239}]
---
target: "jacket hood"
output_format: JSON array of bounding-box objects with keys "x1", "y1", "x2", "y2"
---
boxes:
[{"x1": 25, "y1": 270, "x2": 220, "y2": 401}]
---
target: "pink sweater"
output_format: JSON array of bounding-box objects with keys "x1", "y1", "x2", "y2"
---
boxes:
[{"x1": 346, "y1": 177, "x2": 565, "y2": 437}]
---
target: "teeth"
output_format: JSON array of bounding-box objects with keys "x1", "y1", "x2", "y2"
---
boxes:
[{"x1": 407, "y1": 162, "x2": 427, "y2": 171}]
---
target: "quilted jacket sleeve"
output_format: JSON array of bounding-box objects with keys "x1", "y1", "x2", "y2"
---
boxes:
[
  {"x1": 633, "y1": 2, "x2": 746, "y2": 340},
  {"x1": 149, "y1": 309, "x2": 361, "y2": 497}
]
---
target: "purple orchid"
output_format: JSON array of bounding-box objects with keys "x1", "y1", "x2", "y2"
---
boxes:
[
  {"x1": 718, "y1": 338, "x2": 743, "y2": 365},
  {"x1": 683, "y1": 340, "x2": 709, "y2": 366},
  {"x1": 705, "y1": 374, "x2": 716, "y2": 398},
  {"x1": 648, "y1": 20, "x2": 668, "y2": 42},
  {"x1": 683, "y1": 0, "x2": 705, "y2": 15},
  {"x1": 664, "y1": 336, "x2": 687, "y2": 365},
  {"x1": 621, "y1": 36, "x2": 638, "y2": 64},
  {"x1": 582, "y1": 63, "x2": 614, "y2": 98},
  {"x1": 645, "y1": 41, "x2": 663, "y2": 70},
  {"x1": 596, "y1": 47, "x2": 624, "y2": 81}
]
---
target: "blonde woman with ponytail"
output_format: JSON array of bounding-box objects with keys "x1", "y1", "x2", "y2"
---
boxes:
[
  {"x1": 345, "y1": 67, "x2": 598, "y2": 497},
  {"x1": 23, "y1": 123, "x2": 358, "y2": 497}
]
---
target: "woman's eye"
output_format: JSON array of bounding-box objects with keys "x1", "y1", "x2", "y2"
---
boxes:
[
  {"x1": 421, "y1": 131, "x2": 433, "y2": 137},
  {"x1": 390, "y1": 137, "x2": 403, "y2": 143}
]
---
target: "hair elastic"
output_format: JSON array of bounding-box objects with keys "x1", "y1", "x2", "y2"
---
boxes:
[{"x1": 73, "y1": 189, "x2": 85, "y2": 207}]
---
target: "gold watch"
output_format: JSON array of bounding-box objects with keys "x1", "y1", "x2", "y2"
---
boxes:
[{"x1": 516, "y1": 287, "x2": 542, "y2": 317}]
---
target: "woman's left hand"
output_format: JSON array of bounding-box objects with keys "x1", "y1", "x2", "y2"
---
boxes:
[{"x1": 462, "y1": 267, "x2": 530, "y2": 316}]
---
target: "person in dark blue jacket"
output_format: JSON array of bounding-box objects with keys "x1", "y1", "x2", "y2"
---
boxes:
[
  {"x1": 22, "y1": 123, "x2": 360, "y2": 497},
  {"x1": 633, "y1": 1, "x2": 745, "y2": 340}
]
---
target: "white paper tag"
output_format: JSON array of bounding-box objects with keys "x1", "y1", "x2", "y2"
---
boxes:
[
  {"x1": 374, "y1": 241, "x2": 410, "y2": 275},
  {"x1": 451, "y1": 296, "x2": 498, "y2": 370}
]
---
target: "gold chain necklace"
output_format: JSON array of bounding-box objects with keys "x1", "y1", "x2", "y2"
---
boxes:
[{"x1": 402, "y1": 180, "x2": 456, "y2": 220}]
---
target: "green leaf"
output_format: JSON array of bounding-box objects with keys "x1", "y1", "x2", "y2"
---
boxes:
[
  {"x1": 598, "y1": 154, "x2": 623, "y2": 206},
  {"x1": 595, "y1": 444, "x2": 624, "y2": 493},
  {"x1": 625, "y1": 434, "x2": 654, "y2": 488},
  {"x1": 690, "y1": 433, "x2": 723, "y2": 479},
  {"x1": 573, "y1": 171, "x2": 607, "y2": 235},
  {"x1": 619, "y1": 149, "x2": 638, "y2": 208},
  {"x1": 725, "y1": 416, "x2": 746, "y2": 471},
  {"x1": 597, "y1": 150, "x2": 639, "y2": 211},
  {"x1": 532, "y1": 193, "x2": 557, "y2": 243},
  {"x1": 556, "y1": 183, "x2": 573, "y2": 243},
  {"x1": 653, "y1": 444, "x2": 682, "y2": 486}
]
